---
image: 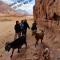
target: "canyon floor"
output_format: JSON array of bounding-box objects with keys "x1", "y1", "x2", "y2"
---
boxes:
[{"x1": 0, "y1": 17, "x2": 60, "y2": 60}]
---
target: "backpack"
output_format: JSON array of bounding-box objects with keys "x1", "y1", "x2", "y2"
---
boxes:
[{"x1": 20, "y1": 23, "x2": 24, "y2": 30}]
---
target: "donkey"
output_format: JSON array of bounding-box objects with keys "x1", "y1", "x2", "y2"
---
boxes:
[
  {"x1": 5, "y1": 35, "x2": 27, "y2": 58},
  {"x1": 33, "y1": 30, "x2": 44, "y2": 47}
]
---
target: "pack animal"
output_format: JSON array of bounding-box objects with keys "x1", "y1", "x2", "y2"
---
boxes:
[
  {"x1": 43, "y1": 48, "x2": 50, "y2": 60},
  {"x1": 5, "y1": 35, "x2": 27, "y2": 58},
  {"x1": 33, "y1": 30, "x2": 44, "y2": 47}
]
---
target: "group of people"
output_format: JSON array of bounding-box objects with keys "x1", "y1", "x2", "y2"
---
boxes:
[
  {"x1": 14, "y1": 19, "x2": 37, "y2": 40},
  {"x1": 14, "y1": 19, "x2": 30, "y2": 40}
]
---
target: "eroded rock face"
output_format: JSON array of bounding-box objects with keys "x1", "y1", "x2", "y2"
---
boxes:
[{"x1": 33, "y1": 0, "x2": 60, "y2": 21}]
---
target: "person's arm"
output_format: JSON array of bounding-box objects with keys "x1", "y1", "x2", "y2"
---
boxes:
[{"x1": 27, "y1": 23, "x2": 30, "y2": 29}]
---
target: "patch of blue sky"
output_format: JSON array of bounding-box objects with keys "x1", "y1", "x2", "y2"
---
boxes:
[
  {"x1": 1, "y1": 0, "x2": 35, "y2": 5},
  {"x1": 0, "y1": 0, "x2": 35, "y2": 14}
]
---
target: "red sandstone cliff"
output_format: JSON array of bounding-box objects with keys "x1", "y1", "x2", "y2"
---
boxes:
[{"x1": 33, "y1": 0, "x2": 60, "y2": 21}]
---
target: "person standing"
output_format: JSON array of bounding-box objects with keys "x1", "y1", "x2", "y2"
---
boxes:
[
  {"x1": 31, "y1": 20, "x2": 37, "y2": 35},
  {"x1": 24, "y1": 19, "x2": 30, "y2": 36},
  {"x1": 20, "y1": 20, "x2": 25, "y2": 36},
  {"x1": 14, "y1": 21, "x2": 21, "y2": 40}
]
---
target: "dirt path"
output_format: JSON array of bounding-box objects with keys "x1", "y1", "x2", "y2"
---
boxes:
[{"x1": 0, "y1": 20, "x2": 60, "y2": 60}]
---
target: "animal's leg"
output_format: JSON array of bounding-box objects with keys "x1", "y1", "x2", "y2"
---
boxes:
[
  {"x1": 35, "y1": 39, "x2": 39, "y2": 47},
  {"x1": 32, "y1": 31, "x2": 34, "y2": 35},
  {"x1": 23, "y1": 35, "x2": 27, "y2": 48},
  {"x1": 44, "y1": 57, "x2": 46, "y2": 60},
  {"x1": 18, "y1": 47, "x2": 20, "y2": 53},
  {"x1": 41, "y1": 39, "x2": 43, "y2": 43},
  {"x1": 57, "y1": 20, "x2": 59, "y2": 25},
  {"x1": 10, "y1": 49, "x2": 14, "y2": 58},
  {"x1": 44, "y1": 57, "x2": 49, "y2": 60}
]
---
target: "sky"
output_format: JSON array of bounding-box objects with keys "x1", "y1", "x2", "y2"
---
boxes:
[
  {"x1": 1, "y1": 0, "x2": 35, "y2": 14},
  {"x1": 1, "y1": 0, "x2": 14, "y2": 4}
]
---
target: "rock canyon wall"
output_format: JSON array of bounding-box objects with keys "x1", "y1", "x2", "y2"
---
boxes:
[{"x1": 33, "y1": 0, "x2": 60, "y2": 25}]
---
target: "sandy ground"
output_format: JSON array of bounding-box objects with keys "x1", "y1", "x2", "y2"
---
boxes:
[{"x1": 0, "y1": 19, "x2": 60, "y2": 60}]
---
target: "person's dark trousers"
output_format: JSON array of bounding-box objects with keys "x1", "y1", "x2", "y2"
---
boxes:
[
  {"x1": 22, "y1": 30, "x2": 26, "y2": 35},
  {"x1": 22, "y1": 30, "x2": 27, "y2": 39},
  {"x1": 21, "y1": 30, "x2": 27, "y2": 47}
]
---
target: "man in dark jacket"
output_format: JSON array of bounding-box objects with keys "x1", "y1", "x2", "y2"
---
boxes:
[
  {"x1": 14, "y1": 21, "x2": 21, "y2": 40},
  {"x1": 31, "y1": 20, "x2": 37, "y2": 35},
  {"x1": 23, "y1": 19, "x2": 30, "y2": 36}
]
